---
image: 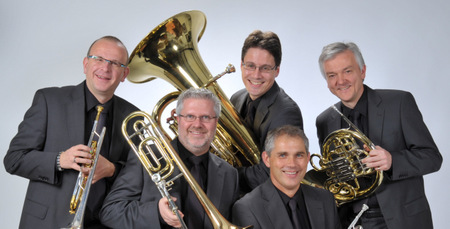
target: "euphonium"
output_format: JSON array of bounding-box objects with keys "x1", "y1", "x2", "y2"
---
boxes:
[
  {"x1": 64, "y1": 106, "x2": 106, "y2": 229},
  {"x1": 302, "y1": 105, "x2": 383, "y2": 206},
  {"x1": 126, "y1": 10, "x2": 260, "y2": 167},
  {"x1": 122, "y1": 110, "x2": 252, "y2": 229}
]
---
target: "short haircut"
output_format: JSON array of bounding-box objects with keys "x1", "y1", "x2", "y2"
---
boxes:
[
  {"x1": 176, "y1": 87, "x2": 221, "y2": 117},
  {"x1": 264, "y1": 125, "x2": 309, "y2": 156},
  {"x1": 241, "y1": 30, "x2": 282, "y2": 67},
  {"x1": 86, "y1": 35, "x2": 129, "y2": 63},
  {"x1": 318, "y1": 42, "x2": 365, "y2": 78}
]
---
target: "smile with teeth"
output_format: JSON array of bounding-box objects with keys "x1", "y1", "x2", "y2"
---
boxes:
[
  {"x1": 338, "y1": 85, "x2": 351, "y2": 91},
  {"x1": 249, "y1": 80, "x2": 263, "y2": 85},
  {"x1": 283, "y1": 170, "x2": 298, "y2": 175},
  {"x1": 96, "y1": 74, "x2": 110, "y2": 80}
]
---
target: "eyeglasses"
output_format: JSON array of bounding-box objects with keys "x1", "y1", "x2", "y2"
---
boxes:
[
  {"x1": 178, "y1": 114, "x2": 217, "y2": 123},
  {"x1": 242, "y1": 62, "x2": 277, "y2": 73},
  {"x1": 87, "y1": 55, "x2": 127, "y2": 68}
]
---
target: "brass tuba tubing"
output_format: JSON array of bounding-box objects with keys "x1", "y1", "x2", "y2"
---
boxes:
[
  {"x1": 64, "y1": 106, "x2": 106, "y2": 229},
  {"x1": 122, "y1": 110, "x2": 252, "y2": 229}
]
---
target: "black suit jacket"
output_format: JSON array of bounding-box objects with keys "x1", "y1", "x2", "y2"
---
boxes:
[
  {"x1": 4, "y1": 81, "x2": 139, "y2": 229},
  {"x1": 99, "y1": 138, "x2": 240, "y2": 229},
  {"x1": 316, "y1": 85, "x2": 442, "y2": 229},
  {"x1": 231, "y1": 82, "x2": 303, "y2": 191},
  {"x1": 232, "y1": 179, "x2": 341, "y2": 229}
]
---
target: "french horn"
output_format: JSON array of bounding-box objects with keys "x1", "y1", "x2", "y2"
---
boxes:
[
  {"x1": 126, "y1": 10, "x2": 260, "y2": 167},
  {"x1": 303, "y1": 105, "x2": 383, "y2": 206}
]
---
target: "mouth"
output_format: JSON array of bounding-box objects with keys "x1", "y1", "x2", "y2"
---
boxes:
[
  {"x1": 337, "y1": 84, "x2": 351, "y2": 91},
  {"x1": 283, "y1": 170, "x2": 299, "y2": 177},
  {"x1": 249, "y1": 80, "x2": 264, "y2": 86},
  {"x1": 96, "y1": 74, "x2": 111, "y2": 80}
]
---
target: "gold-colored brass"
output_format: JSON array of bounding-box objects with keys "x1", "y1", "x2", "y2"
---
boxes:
[
  {"x1": 126, "y1": 10, "x2": 260, "y2": 167},
  {"x1": 65, "y1": 106, "x2": 106, "y2": 229},
  {"x1": 303, "y1": 106, "x2": 383, "y2": 206},
  {"x1": 122, "y1": 110, "x2": 252, "y2": 229}
]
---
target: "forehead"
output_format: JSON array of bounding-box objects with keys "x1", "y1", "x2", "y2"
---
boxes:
[
  {"x1": 90, "y1": 39, "x2": 127, "y2": 61},
  {"x1": 324, "y1": 50, "x2": 357, "y2": 70},
  {"x1": 182, "y1": 98, "x2": 215, "y2": 114},
  {"x1": 243, "y1": 47, "x2": 275, "y2": 64},
  {"x1": 272, "y1": 135, "x2": 306, "y2": 153}
]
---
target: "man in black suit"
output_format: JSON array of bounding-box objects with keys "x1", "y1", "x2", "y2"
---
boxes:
[
  {"x1": 99, "y1": 88, "x2": 240, "y2": 229},
  {"x1": 316, "y1": 42, "x2": 442, "y2": 229},
  {"x1": 231, "y1": 30, "x2": 303, "y2": 192},
  {"x1": 232, "y1": 125, "x2": 341, "y2": 229},
  {"x1": 4, "y1": 36, "x2": 139, "y2": 228}
]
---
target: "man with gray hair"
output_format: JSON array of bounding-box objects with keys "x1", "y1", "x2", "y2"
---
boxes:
[
  {"x1": 100, "y1": 88, "x2": 239, "y2": 229},
  {"x1": 232, "y1": 125, "x2": 340, "y2": 229},
  {"x1": 316, "y1": 41, "x2": 442, "y2": 228}
]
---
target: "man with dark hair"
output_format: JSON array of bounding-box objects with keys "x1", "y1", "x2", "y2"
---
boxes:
[
  {"x1": 99, "y1": 88, "x2": 239, "y2": 229},
  {"x1": 231, "y1": 30, "x2": 303, "y2": 192},
  {"x1": 4, "y1": 36, "x2": 140, "y2": 228},
  {"x1": 232, "y1": 125, "x2": 340, "y2": 229},
  {"x1": 316, "y1": 41, "x2": 442, "y2": 229}
]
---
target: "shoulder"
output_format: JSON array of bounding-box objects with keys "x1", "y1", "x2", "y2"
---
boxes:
[
  {"x1": 235, "y1": 183, "x2": 265, "y2": 206},
  {"x1": 302, "y1": 184, "x2": 334, "y2": 200},
  {"x1": 209, "y1": 153, "x2": 237, "y2": 172},
  {"x1": 113, "y1": 94, "x2": 140, "y2": 111},
  {"x1": 230, "y1": 88, "x2": 248, "y2": 101}
]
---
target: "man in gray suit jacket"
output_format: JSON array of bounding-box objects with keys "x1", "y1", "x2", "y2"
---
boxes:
[
  {"x1": 316, "y1": 42, "x2": 442, "y2": 228},
  {"x1": 232, "y1": 125, "x2": 341, "y2": 229},
  {"x1": 4, "y1": 36, "x2": 139, "y2": 228},
  {"x1": 231, "y1": 30, "x2": 303, "y2": 192},
  {"x1": 99, "y1": 88, "x2": 240, "y2": 229}
]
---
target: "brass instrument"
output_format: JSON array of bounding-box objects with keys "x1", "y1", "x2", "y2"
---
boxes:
[
  {"x1": 122, "y1": 110, "x2": 251, "y2": 229},
  {"x1": 303, "y1": 105, "x2": 383, "y2": 206},
  {"x1": 126, "y1": 10, "x2": 260, "y2": 167},
  {"x1": 64, "y1": 106, "x2": 106, "y2": 229}
]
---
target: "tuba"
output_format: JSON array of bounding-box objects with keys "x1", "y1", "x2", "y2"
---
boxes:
[
  {"x1": 303, "y1": 105, "x2": 383, "y2": 206},
  {"x1": 63, "y1": 106, "x2": 106, "y2": 229},
  {"x1": 122, "y1": 110, "x2": 251, "y2": 229},
  {"x1": 126, "y1": 10, "x2": 260, "y2": 167}
]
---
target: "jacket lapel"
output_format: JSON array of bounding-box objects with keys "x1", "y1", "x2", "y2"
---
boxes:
[
  {"x1": 254, "y1": 82, "x2": 280, "y2": 135},
  {"x1": 303, "y1": 185, "x2": 326, "y2": 229},
  {"x1": 66, "y1": 82, "x2": 86, "y2": 146},
  {"x1": 261, "y1": 180, "x2": 293, "y2": 229},
  {"x1": 366, "y1": 86, "x2": 384, "y2": 145}
]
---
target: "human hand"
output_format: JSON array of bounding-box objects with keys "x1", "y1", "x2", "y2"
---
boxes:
[
  {"x1": 81, "y1": 154, "x2": 115, "y2": 184},
  {"x1": 158, "y1": 197, "x2": 184, "y2": 228},
  {"x1": 362, "y1": 145, "x2": 392, "y2": 171},
  {"x1": 60, "y1": 144, "x2": 92, "y2": 171}
]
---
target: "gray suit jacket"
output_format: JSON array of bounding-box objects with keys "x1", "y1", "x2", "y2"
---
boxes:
[
  {"x1": 316, "y1": 85, "x2": 442, "y2": 229},
  {"x1": 4, "y1": 81, "x2": 139, "y2": 229},
  {"x1": 231, "y1": 82, "x2": 303, "y2": 191},
  {"x1": 232, "y1": 179, "x2": 341, "y2": 229},
  {"x1": 99, "y1": 138, "x2": 240, "y2": 229}
]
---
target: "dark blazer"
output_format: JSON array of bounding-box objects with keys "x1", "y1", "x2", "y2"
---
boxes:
[
  {"x1": 232, "y1": 179, "x2": 341, "y2": 229},
  {"x1": 316, "y1": 85, "x2": 442, "y2": 229},
  {"x1": 4, "y1": 81, "x2": 139, "y2": 229},
  {"x1": 231, "y1": 81, "x2": 303, "y2": 191},
  {"x1": 99, "y1": 138, "x2": 240, "y2": 229}
]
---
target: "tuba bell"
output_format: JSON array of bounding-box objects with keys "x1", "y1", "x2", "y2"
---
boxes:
[
  {"x1": 126, "y1": 10, "x2": 260, "y2": 167},
  {"x1": 303, "y1": 105, "x2": 383, "y2": 206}
]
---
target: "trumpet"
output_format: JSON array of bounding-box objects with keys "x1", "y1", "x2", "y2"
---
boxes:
[
  {"x1": 64, "y1": 106, "x2": 106, "y2": 229},
  {"x1": 122, "y1": 110, "x2": 251, "y2": 229}
]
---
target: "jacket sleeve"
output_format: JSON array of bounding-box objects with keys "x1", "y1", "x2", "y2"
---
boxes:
[
  {"x1": 4, "y1": 89, "x2": 59, "y2": 184},
  {"x1": 388, "y1": 92, "x2": 442, "y2": 180}
]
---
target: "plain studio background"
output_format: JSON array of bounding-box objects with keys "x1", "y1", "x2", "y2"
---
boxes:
[{"x1": 1, "y1": 1, "x2": 449, "y2": 228}]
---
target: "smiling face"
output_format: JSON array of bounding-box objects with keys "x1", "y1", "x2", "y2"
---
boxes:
[
  {"x1": 176, "y1": 98, "x2": 218, "y2": 156},
  {"x1": 263, "y1": 134, "x2": 310, "y2": 197},
  {"x1": 83, "y1": 39, "x2": 129, "y2": 103},
  {"x1": 324, "y1": 50, "x2": 366, "y2": 109},
  {"x1": 241, "y1": 47, "x2": 279, "y2": 100}
]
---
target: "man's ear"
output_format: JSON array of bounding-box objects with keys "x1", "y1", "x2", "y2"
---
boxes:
[{"x1": 262, "y1": 151, "x2": 270, "y2": 168}]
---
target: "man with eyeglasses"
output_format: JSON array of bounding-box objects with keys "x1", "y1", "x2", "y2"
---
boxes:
[
  {"x1": 230, "y1": 30, "x2": 303, "y2": 193},
  {"x1": 99, "y1": 88, "x2": 239, "y2": 229},
  {"x1": 4, "y1": 36, "x2": 140, "y2": 228}
]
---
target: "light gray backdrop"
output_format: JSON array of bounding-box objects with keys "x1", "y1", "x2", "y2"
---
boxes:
[{"x1": 1, "y1": 1, "x2": 448, "y2": 228}]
